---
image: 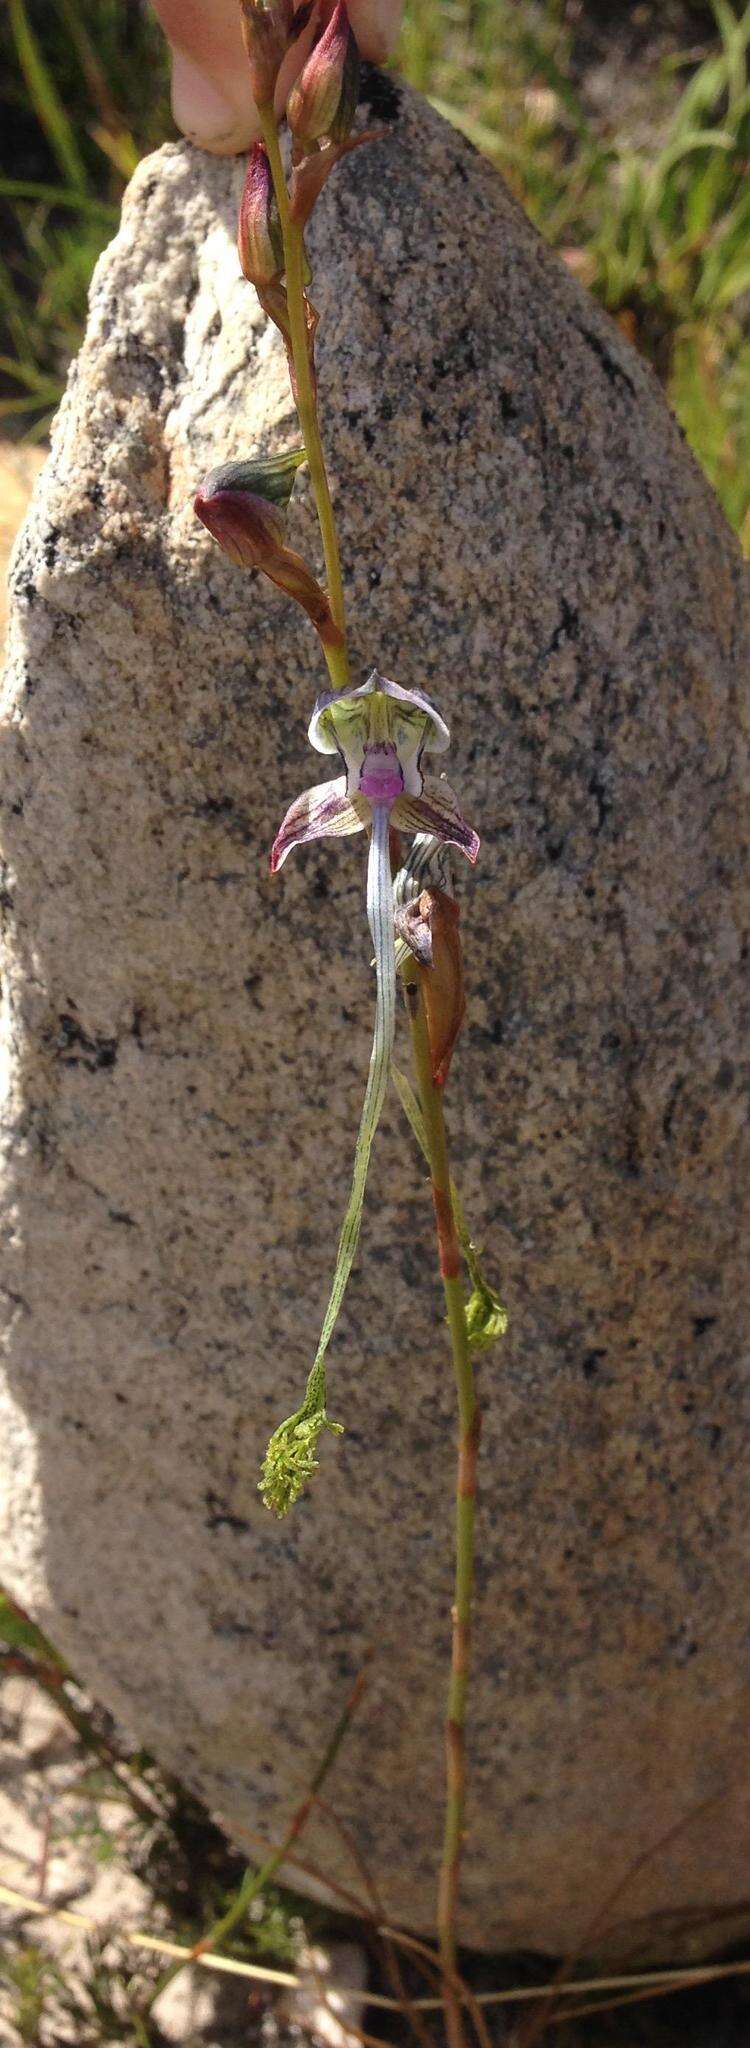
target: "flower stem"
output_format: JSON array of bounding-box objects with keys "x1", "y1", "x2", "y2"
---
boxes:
[
  {"x1": 405, "y1": 975, "x2": 479, "y2": 2048},
  {"x1": 145, "y1": 1665, "x2": 367, "y2": 2015},
  {"x1": 260, "y1": 109, "x2": 350, "y2": 690},
  {"x1": 259, "y1": 803, "x2": 396, "y2": 1515}
]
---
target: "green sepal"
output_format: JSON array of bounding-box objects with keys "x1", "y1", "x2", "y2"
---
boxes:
[
  {"x1": 329, "y1": 24, "x2": 360, "y2": 142},
  {"x1": 205, "y1": 448, "x2": 306, "y2": 511},
  {"x1": 465, "y1": 1276, "x2": 508, "y2": 1352}
]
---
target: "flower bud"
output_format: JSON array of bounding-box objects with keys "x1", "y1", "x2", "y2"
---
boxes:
[
  {"x1": 238, "y1": 143, "x2": 284, "y2": 287},
  {"x1": 239, "y1": 0, "x2": 294, "y2": 107},
  {"x1": 286, "y1": 0, "x2": 359, "y2": 145},
  {"x1": 194, "y1": 454, "x2": 343, "y2": 651},
  {"x1": 195, "y1": 462, "x2": 286, "y2": 567}
]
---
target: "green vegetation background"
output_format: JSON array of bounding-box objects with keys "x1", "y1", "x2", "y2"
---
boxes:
[{"x1": 0, "y1": 0, "x2": 748, "y2": 547}]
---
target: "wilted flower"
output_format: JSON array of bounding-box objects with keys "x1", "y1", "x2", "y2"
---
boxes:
[
  {"x1": 288, "y1": 130, "x2": 376, "y2": 227},
  {"x1": 390, "y1": 1055, "x2": 508, "y2": 1354}
]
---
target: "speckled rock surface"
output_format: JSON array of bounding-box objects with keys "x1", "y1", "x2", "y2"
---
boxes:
[{"x1": 1, "y1": 76, "x2": 748, "y2": 1959}]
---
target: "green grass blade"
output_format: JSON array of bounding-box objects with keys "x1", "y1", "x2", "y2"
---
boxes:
[
  {"x1": 0, "y1": 353, "x2": 62, "y2": 394},
  {"x1": 8, "y1": 0, "x2": 87, "y2": 190},
  {"x1": 0, "y1": 178, "x2": 118, "y2": 220},
  {"x1": 708, "y1": 251, "x2": 750, "y2": 306},
  {"x1": 711, "y1": 0, "x2": 750, "y2": 111}
]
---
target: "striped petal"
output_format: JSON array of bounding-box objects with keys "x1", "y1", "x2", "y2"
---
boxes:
[
  {"x1": 270, "y1": 776, "x2": 366, "y2": 873},
  {"x1": 391, "y1": 777, "x2": 480, "y2": 864}
]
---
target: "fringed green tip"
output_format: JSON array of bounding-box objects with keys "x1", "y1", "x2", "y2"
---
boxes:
[
  {"x1": 465, "y1": 1277, "x2": 507, "y2": 1353},
  {"x1": 260, "y1": 1405, "x2": 344, "y2": 1517}
]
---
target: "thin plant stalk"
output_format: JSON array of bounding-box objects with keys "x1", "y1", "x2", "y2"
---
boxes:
[
  {"x1": 259, "y1": 107, "x2": 350, "y2": 690},
  {"x1": 517, "y1": 1786, "x2": 722, "y2": 2047},
  {"x1": 260, "y1": 802, "x2": 397, "y2": 1512},
  {"x1": 0, "y1": 1648, "x2": 160, "y2": 1827},
  {"x1": 391, "y1": 1063, "x2": 493, "y2": 1297},
  {"x1": 144, "y1": 1665, "x2": 367, "y2": 2016},
  {"x1": 309, "y1": 802, "x2": 395, "y2": 1360},
  {"x1": 404, "y1": 976, "x2": 480, "y2": 2048}
]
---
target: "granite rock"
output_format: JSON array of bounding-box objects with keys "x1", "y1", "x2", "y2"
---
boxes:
[{"x1": 1, "y1": 77, "x2": 749, "y2": 1958}]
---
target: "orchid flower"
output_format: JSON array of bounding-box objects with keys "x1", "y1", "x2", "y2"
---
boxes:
[{"x1": 260, "y1": 672, "x2": 479, "y2": 1515}]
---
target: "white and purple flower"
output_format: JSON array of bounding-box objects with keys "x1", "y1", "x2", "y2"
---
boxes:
[
  {"x1": 261, "y1": 672, "x2": 479, "y2": 1514},
  {"x1": 270, "y1": 670, "x2": 479, "y2": 872}
]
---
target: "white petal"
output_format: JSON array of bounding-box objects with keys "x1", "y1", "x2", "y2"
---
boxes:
[
  {"x1": 391, "y1": 777, "x2": 480, "y2": 863},
  {"x1": 270, "y1": 777, "x2": 366, "y2": 872}
]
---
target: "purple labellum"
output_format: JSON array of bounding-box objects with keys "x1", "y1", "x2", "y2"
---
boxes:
[{"x1": 359, "y1": 742, "x2": 404, "y2": 804}]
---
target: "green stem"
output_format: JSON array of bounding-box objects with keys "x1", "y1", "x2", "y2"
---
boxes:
[
  {"x1": 391, "y1": 1061, "x2": 507, "y2": 1355},
  {"x1": 405, "y1": 977, "x2": 478, "y2": 2048},
  {"x1": 260, "y1": 110, "x2": 350, "y2": 691},
  {"x1": 391, "y1": 1064, "x2": 478, "y2": 1281}
]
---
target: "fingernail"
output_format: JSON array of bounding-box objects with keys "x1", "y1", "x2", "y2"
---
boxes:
[{"x1": 171, "y1": 51, "x2": 258, "y2": 155}]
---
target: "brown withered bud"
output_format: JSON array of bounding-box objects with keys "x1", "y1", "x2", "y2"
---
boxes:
[
  {"x1": 395, "y1": 896, "x2": 434, "y2": 967},
  {"x1": 411, "y1": 887, "x2": 466, "y2": 1089},
  {"x1": 287, "y1": 0, "x2": 359, "y2": 145},
  {"x1": 239, "y1": 0, "x2": 294, "y2": 108},
  {"x1": 238, "y1": 142, "x2": 284, "y2": 287},
  {"x1": 194, "y1": 455, "x2": 343, "y2": 651},
  {"x1": 262, "y1": 288, "x2": 319, "y2": 405}
]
